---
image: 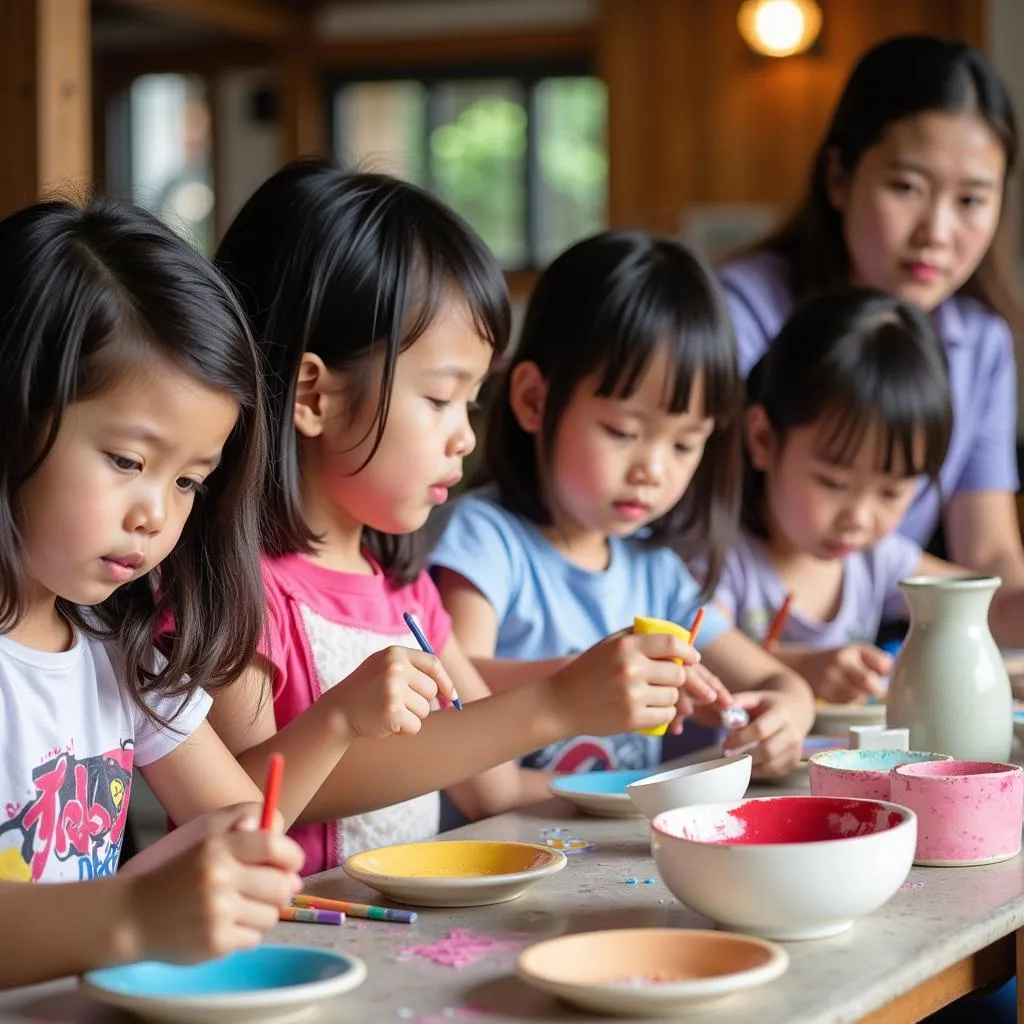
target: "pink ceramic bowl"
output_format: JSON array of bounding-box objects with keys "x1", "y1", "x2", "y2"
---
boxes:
[
  {"x1": 651, "y1": 796, "x2": 916, "y2": 940},
  {"x1": 808, "y1": 749, "x2": 952, "y2": 801},
  {"x1": 890, "y1": 760, "x2": 1024, "y2": 866}
]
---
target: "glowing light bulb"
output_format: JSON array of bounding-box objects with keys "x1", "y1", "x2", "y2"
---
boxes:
[{"x1": 737, "y1": 0, "x2": 823, "y2": 58}]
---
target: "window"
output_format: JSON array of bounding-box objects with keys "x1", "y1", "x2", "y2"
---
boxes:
[
  {"x1": 331, "y1": 64, "x2": 607, "y2": 270},
  {"x1": 107, "y1": 74, "x2": 215, "y2": 255}
]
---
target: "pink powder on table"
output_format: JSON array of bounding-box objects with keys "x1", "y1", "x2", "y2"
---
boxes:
[{"x1": 399, "y1": 929, "x2": 523, "y2": 968}]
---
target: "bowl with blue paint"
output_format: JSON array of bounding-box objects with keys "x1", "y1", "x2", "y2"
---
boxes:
[
  {"x1": 80, "y1": 945, "x2": 366, "y2": 1024},
  {"x1": 808, "y1": 748, "x2": 953, "y2": 801},
  {"x1": 549, "y1": 770, "x2": 652, "y2": 817}
]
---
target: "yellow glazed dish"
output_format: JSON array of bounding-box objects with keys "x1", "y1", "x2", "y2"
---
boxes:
[
  {"x1": 343, "y1": 840, "x2": 567, "y2": 908},
  {"x1": 632, "y1": 617, "x2": 691, "y2": 737}
]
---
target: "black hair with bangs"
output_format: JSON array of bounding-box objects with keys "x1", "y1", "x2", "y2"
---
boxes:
[
  {"x1": 742, "y1": 287, "x2": 953, "y2": 538},
  {"x1": 215, "y1": 160, "x2": 510, "y2": 584},
  {"x1": 485, "y1": 230, "x2": 743, "y2": 593}
]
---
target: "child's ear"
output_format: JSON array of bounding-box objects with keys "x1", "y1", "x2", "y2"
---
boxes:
[
  {"x1": 824, "y1": 145, "x2": 849, "y2": 212},
  {"x1": 744, "y1": 404, "x2": 776, "y2": 471},
  {"x1": 509, "y1": 361, "x2": 548, "y2": 435},
  {"x1": 293, "y1": 353, "x2": 330, "y2": 439}
]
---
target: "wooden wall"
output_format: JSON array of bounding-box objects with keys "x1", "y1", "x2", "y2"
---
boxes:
[{"x1": 599, "y1": 0, "x2": 985, "y2": 233}]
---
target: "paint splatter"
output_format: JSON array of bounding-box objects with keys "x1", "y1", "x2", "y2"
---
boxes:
[
  {"x1": 399, "y1": 929, "x2": 525, "y2": 968},
  {"x1": 625, "y1": 877, "x2": 638, "y2": 885},
  {"x1": 642, "y1": 878, "x2": 656, "y2": 884},
  {"x1": 901, "y1": 880, "x2": 925, "y2": 890},
  {"x1": 543, "y1": 836, "x2": 595, "y2": 854}
]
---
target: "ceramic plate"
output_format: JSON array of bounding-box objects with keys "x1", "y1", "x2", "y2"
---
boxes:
[
  {"x1": 813, "y1": 701, "x2": 886, "y2": 737},
  {"x1": 517, "y1": 928, "x2": 788, "y2": 1018},
  {"x1": 343, "y1": 839, "x2": 567, "y2": 908},
  {"x1": 549, "y1": 769, "x2": 651, "y2": 817},
  {"x1": 80, "y1": 945, "x2": 366, "y2": 1024}
]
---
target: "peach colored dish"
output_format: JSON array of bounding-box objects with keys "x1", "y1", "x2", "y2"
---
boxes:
[
  {"x1": 890, "y1": 760, "x2": 1024, "y2": 866},
  {"x1": 808, "y1": 749, "x2": 952, "y2": 801},
  {"x1": 516, "y1": 928, "x2": 788, "y2": 1017}
]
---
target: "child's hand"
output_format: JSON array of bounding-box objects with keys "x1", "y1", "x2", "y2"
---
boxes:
[
  {"x1": 328, "y1": 646, "x2": 456, "y2": 740},
  {"x1": 807, "y1": 644, "x2": 891, "y2": 704},
  {"x1": 721, "y1": 691, "x2": 806, "y2": 778},
  {"x1": 122, "y1": 803, "x2": 303, "y2": 964},
  {"x1": 669, "y1": 663, "x2": 735, "y2": 735},
  {"x1": 551, "y1": 631, "x2": 703, "y2": 735}
]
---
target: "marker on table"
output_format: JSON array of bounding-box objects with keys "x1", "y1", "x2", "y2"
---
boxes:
[
  {"x1": 260, "y1": 752, "x2": 285, "y2": 831},
  {"x1": 404, "y1": 610, "x2": 462, "y2": 710},
  {"x1": 280, "y1": 905, "x2": 344, "y2": 926},
  {"x1": 292, "y1": 893, "x2": 417, "y2": 924}
]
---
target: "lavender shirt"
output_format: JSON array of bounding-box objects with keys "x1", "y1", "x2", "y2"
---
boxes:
[
  {"x1": 715, "y1": 530, "x2": 924, "y2": 648},
  {"x1": 719, "y1": 251, "x2": 1020, "y2": 548}
]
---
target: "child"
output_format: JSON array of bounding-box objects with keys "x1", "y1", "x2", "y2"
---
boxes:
[
  {"x1": 430, "y1": 231, "x2": 815, "y2": 780},
  {"x1": 208, "y1": 162, "x2": 717, "y2": 876},
  {"x1": 720, "y1": 35, "x2": 1024, "y2": 640},
  {"x1": 0, "y1": 198, "x2": 310, "y2": 988},
  {"x1": 721, "y1": 287, "x2": 966, "y2": 703}
]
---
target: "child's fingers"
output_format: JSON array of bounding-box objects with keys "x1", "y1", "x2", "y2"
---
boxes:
[
  {"x1": 235, "y1": 863, "x2": 306, "y2": 913},
  {"x1": 224, "y1": 831, "x2": 305, "y2": 875},
  {"x1": 630, "y1": 633, "x2": 701, "y2": 666},
  {"x1": 859, "y1": 645, "x2": 894, "y2": 676},
  {"x1": 405, "y1": 649, "x2": 456, "y2": 702}
]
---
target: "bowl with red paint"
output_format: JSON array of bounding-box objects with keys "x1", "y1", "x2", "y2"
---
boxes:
[
  {"x1": 890, "y1": 760, "x2": 1024, "y2": 866},
  {"x1": 651, "y1": 796, "x2": 916, "y2": 941},
  {"x1": 808, "y1": 749, "x2": 952, "y2": 801}
]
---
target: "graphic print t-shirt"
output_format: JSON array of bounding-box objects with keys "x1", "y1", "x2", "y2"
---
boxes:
[{"x1": 0, "y1": 630, "x2": 210, "y2": 883}]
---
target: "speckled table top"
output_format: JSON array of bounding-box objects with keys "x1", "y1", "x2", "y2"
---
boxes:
[{"x1": 3, "y1": 757, "x2": 1024, "y2": 1024}]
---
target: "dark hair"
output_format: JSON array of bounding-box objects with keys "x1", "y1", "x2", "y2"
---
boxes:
[
  {"x1": 485, "y1": 230, "x2": 743, "y2": 594},
  {"x1": 0, "y1": 199, "x2": 265, "y2": 722},
  {"x1": 215, "y1": 160, "x2": 510, "y2": 585},
  {"x1": 742, "y1": 288, "x2": 953, "y2": 537},
  {"x1": 762, "y1": 35, "x2": 1020, "y2": 326}
]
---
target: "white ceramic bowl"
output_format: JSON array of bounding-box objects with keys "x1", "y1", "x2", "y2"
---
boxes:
[
  {"x1": 651, "y1": 796, "x2": 917, "y2": 941},
  {"x1": 626, "y1": 755, "x2": 752, "y2": 819}
]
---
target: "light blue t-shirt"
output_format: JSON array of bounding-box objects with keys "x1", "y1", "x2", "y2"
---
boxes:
[{"x1": 428, "y1": 487, "x2": 730, "y2": 773}]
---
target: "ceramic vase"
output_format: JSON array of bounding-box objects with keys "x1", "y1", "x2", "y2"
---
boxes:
[{"x1": 887, "y1": 576, "x2": 1011, "y2": 763}]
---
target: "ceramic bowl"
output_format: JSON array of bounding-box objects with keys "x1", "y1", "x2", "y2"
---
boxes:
[
  {"x1": 343, "y1": 839, "x2": 566, "y2": 907},
  {"x1": 549, "y1": 769, "x2": 651, "y2": 817},
  {"x1": 890, "y1": 759, "x2": 1024, "y2": 866},
  {"x1": 808, "y1": 749, "x2": 952, "y2": 801},
  {"x1": 626, "y1": 755, "x2": 752, "y2": 819},
  {"x1": 651, "y1": 796, "x2": 916, "y2": 940},
  {"x1": 80, "y1": 945, "x2": 366, "y2": 1024},
  {"x1": 516, "y1": 928, "x2": 788, "y2": 1018}
]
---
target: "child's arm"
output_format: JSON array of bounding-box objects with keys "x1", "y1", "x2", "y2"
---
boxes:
[
  {"x1": 698, "y1": 628, "x2": 816, "y2": 778},
  {"x1": 210, "y1": 630, "x2": 701, "y2": 824},
  {"x1": 204, "y1": 647, "x2": 454, "y2": 829},
  {"x1": 0, "y1": 803, "x2": 302, "y2": 990}
]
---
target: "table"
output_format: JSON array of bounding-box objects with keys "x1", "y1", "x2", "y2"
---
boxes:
[{"x1": 2, "y1": 766, "x2": 1023, "y2": 1023}]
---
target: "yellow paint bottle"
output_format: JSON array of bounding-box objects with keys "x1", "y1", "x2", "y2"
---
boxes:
[{"x1": 632, "y1": 615, "x2": 690, "y2": 737}]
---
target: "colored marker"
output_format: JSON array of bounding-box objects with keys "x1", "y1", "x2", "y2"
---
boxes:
[
  {"x1": 764, "y1": 593, "x2": 794, "y2": 652},
  {"x1": 292, "y1": 893, "x2": 418, "y2": 924},
  {"x1": 260, "y1": 753, "x2": 285, "y2": 831},
  {"x1": 688, "y1": 608, "x2": 705, "y2": 647},
  {"x1": 280, "y1": 905, "x2": 344, "y2": 926},
  {"x1": 404, "y1": 610, "x2": 462, "y2": 710}
]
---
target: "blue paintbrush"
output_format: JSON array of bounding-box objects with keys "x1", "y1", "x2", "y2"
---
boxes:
[{"x1": 403, "y1": 611, "x2": 463, "y2": 710}]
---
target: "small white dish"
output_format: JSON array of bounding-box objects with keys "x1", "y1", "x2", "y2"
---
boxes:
[
  {"x1": 517, "y1": 928, "x2": 788, "y2": 1018},
  {"x1": 813, "y1": 701, "x2": 886, "y2": 737},
  {"x1": 548, "y1": 769, "x2": 650, "y2": 817},
  {"x1": 626, "y1": 755, "x2": 751, "y2": 820},
  {"x1": 343, "y1": 839, "x2": 567, "y2": 907},
  {"x1": 80, "y1": 945, "x2": 366, "y2": 1024}
]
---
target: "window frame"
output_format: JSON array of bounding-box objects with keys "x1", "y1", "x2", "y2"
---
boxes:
[{"x1": 326, "y1": 54, "x2": 600, "y2": 272}]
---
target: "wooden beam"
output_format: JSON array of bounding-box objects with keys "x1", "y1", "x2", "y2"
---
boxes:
[
  {"x1": 280, "y1": 13, "x2": 324, "y2": 161},
  {"x1": 113, "y1": 0, "x2": 297, "y2": 41},
  {"x1": 0, "y1": 0, "x2": 91, "y2": 217}
]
